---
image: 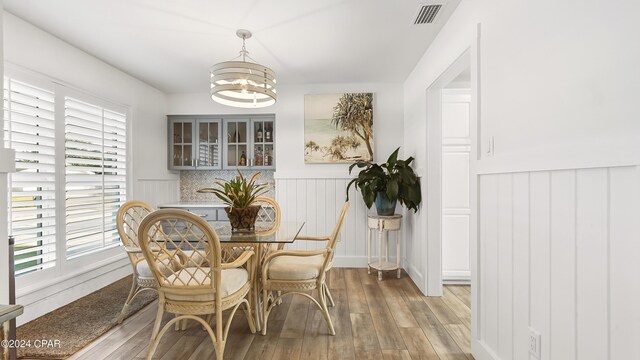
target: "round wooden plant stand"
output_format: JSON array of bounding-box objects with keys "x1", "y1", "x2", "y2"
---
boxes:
[{"x1": 366, "y1": 214, "x2": 402, "y2": 280}]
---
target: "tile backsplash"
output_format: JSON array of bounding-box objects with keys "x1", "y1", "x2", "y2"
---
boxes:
[{"x1": 180, "y1": 170, "x2": 275, "y2": 202}]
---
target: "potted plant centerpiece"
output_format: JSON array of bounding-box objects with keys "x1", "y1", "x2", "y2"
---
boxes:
[
  {"x1": 197, "y1": 171, "x2": 269, "y2": 231},
  {"x1": 346, "y1": 147, "x2": 421, "y2": 215}
]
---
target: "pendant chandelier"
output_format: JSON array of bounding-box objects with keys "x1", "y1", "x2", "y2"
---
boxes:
[{"x1": 210, "y1": 29, "x2": 277, "y2": 108}]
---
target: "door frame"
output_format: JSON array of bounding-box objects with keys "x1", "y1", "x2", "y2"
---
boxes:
[
  {"x1": 423, "y1": 23, "x2": 487, "y2": 360},
  {"x1": 424, "y1": 46, "x2": 476, "y2": 295}
]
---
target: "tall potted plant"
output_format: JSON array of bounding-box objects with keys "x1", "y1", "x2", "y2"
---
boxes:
[
  {"x1": 346, "y1": 147, "x2": 421, "y2": 215},
  {"x1": 197, "y1": 171, "x2": 269, "y2": 231}
]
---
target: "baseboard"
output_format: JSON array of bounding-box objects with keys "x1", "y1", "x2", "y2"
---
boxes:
[
  {"x1": 443, "y1": 270, "x2": 471, "y2": 284},
  {"x1": 472, "y1": 339, "x2": 499, "y2": 360},
  {"x1": 16, "y1": 258, "x2": 132, "y2": 325},
  {"x1": 407, "y1": 264, "x2": 426, "y2": 295},
  {"x1": 443, "y1": 279, "x2": 471, "y2": 285}
]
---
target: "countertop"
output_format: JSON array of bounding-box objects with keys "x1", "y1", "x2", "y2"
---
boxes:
[{"x1": 157, "y1": 202, "x2": 228, "y2": 209}]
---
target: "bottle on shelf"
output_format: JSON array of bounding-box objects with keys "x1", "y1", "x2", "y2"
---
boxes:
[
  {"x1": 265, "y1": 147, "x2": 272, "y2": 166},
  {"x1": 265, "y1": 124, "x2": 272, "y2": 142},
  {"x1": 240, "y1": 150, "x2": 247, "y2": 166},
  {"x1": 255, "y1": 146, "x2": 264, "y2": 166},
  {"x1": 257, "y1": 124, "x2": 263, "y2": 142}
]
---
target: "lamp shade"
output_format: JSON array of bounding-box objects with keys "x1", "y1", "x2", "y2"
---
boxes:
[{"x1": 210, "y1": 60, "x2": 277, "y2": 108}]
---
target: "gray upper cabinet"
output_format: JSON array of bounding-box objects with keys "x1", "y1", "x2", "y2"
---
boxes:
[
  {"x1": 196, "y1": 119, "x2": 222, "y2": 170},
  {"x1": 169, "y1": 114, "x2": 274, "y2": 171},
  {"x1": 169, "y1": 117, "x2": 195, "y2": 170},
  {"x1": 224, "y1": 118, "x2": 250, "y2": 169},
  {"x1": 249, "y1": 116, "x2": 275, "y2": 170},
  {"x1": 223, "y1": 115, "x2": 276, "y2": 170},
  {"x1": 168, "y1": 116, "x2": 222, "y2": 170}
]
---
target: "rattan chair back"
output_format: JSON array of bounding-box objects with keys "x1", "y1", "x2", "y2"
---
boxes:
[
  {"x1": 138, "y1": 209, "x2": 222, "y2": 299},
  {"x1": 117, "y1": 200, "x2": 154, "y2": 261}
]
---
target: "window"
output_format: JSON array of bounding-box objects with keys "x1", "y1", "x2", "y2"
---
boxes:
[
  {"x1": 4, "y1": 78, "x2": 57, "y2": 275},
  {"x1": 4, "y1": 74, "x2": 129, "y2": 275},
  {"x1": 65, "y1": 97, "x2": 127, "y2": 257}
]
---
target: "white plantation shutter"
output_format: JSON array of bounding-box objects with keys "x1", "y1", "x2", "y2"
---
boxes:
[
  {"x1": 65, "y1": 97, "x2": 127, "y2": 257},
  {"x1": 4, "y1": 78, "x2": 57, "y2": 276}
]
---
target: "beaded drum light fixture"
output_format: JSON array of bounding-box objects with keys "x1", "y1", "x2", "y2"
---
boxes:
[{"x1": 210, "y1": 29, "x2": 277, "y2": 108}]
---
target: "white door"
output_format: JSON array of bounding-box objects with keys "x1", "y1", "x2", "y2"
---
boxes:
[{"x1": 441, "y1": 89, "x2": 471, "y2": 282}]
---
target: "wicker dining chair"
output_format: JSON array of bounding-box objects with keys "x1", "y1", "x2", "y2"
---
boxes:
[
  {"x1": 116, "y1": 200, "x2": 163, "y2": 324},
  {"x1": 254, "y1": 196, "x2": 283, "y2": 254},
  {"x1": 138, "y1": 209, "x2": 256, "y2": 360},
  {"x1": 253, "y1": 196, "x2": 281, "y2": 234},
  {"x1": 260, "y1": 202, "x2": 350, "y2": 335}
]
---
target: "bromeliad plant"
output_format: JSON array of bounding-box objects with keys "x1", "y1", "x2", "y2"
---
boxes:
[
  {"x1": 346, "y1": 147, "x2": 422, "y2": 214},
  {"x1": 197, "y1": 171, "x2": 269, "y2": 208}
]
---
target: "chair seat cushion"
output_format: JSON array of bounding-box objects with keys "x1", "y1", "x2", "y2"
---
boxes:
[
  {"x1": 178, "y1": 250, "x2": 207, "y2": 267},
  {"x1": 268, "y1": 254, "x2": 327, "y2": 280},
  {"x1": 164, "y1": 267, "x2": 249, "y2": 301},
  {"x1": 136, "y1": 258, "x2": 173, "y2": 279}
]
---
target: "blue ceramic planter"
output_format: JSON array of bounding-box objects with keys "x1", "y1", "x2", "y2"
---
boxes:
[{"x1": 375, "y1": 192, "x2": 397, "y2": 216}]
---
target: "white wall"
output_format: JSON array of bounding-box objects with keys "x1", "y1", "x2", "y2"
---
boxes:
[
  {"x1": 168, "y1": 83, "x2": 404, "y2": 266},
  {"x1": 405, "y1": 0, "x2": 640, "y2": 170},
  {"x1": 4, "y1": 12, "x2": 178, "y2": 324},
  {"x1": 404, "y1": 0, "x2": 640, "y2": 359}
]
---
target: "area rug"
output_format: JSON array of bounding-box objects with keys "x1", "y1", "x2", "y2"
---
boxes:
[{"x1": 16, "y1": 275, "x2": 157, "y2": 359}]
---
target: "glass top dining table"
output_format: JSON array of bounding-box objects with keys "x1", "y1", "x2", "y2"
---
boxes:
[{"x1": 209, "y1": 221, "x2": 305, "y2": 244}]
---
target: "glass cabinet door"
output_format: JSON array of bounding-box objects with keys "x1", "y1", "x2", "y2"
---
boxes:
[
  {"x1": 224, "y1": 119, "x2": 249, "y2": 169},
  {"x1": 170, "y1": 119, "x2": 195, "y2": 169},
  {"x1": 196, "y1": 119, "x2": 221, "y2": 169},
  {"x1": 251, "y1": 118, "x2": 275, "y2": 169}
]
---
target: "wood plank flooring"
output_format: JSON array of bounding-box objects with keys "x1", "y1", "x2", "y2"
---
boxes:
[{"x1": 68, "y1": 269, "x2": 473, "y2": 360}]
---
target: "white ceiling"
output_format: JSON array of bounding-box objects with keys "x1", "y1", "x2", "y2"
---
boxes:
[{"x1": 4, "y1": 0, "x2": 460, "y2": 94}]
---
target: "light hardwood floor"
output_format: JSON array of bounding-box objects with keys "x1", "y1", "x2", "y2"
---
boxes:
[{"x1": 69, "y1": 269, "x2": 473, "y2": 360}]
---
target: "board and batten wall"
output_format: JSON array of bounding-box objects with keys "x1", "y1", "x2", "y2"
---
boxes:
[
  {"x1": 274, "y1": 176, "x2": 399, "y2": 265},
  {"x1": 134, "y1": 179, "x2": 180, "y2": 208},
  {"x1": 168, "y1": 82, "x2": 405, "y2": 267},
  {"x1": 478, "y1": 166, "x2": 639, "y2": 360}
]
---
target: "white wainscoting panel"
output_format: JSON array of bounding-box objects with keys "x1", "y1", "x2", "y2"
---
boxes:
[
  {"x1": 275, "y1": 177, "x2": 396, "y2": 267},
  {"x1": 478, "y1": 165, "x2": 640, "y2": 360},
  {"x1": 134, "y1": 178, "x2": 180, "y2": 207}
]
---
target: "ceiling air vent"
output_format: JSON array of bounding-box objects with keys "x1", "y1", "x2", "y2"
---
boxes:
[{"x1": 413, "y1": 4, "x2": 443, "y2": 24}]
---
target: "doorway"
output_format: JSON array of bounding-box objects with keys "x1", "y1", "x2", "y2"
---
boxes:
[
  {"x1": 424, "y1": 47, "x2": 477, "y2": 296},
  {"x1": 441, "y1": 70, "x2": 471, "y2": 284}
]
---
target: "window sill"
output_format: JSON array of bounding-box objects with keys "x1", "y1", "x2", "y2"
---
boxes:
[{"x1": 16, "y1": 249, "x2": 128, "y2": 300}]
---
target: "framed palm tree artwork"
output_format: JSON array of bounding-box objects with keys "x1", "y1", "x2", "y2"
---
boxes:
[{"x1": 304, "y1": 93, "x2": 374, "y2": 163}]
